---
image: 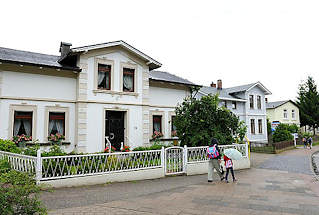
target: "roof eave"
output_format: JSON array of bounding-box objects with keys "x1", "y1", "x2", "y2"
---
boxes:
[
  {"x1": 150, "y1": 78, "x2": 199, "y2": 87},
  {"x1": 0, "y1": 59, "x2": 81, "y2": 72}
]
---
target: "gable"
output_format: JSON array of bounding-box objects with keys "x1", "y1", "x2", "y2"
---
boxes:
[{"x1": 72, "y1": 41, "x2": 161, "y2": 70}]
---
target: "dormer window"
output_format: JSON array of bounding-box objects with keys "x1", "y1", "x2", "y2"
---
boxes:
[
  {"x1": 98, "y1": 64, "x2": 111, "y2": 90},
  {"x1": 123, "y1": 68, "x2": 135, "y2": 92}
]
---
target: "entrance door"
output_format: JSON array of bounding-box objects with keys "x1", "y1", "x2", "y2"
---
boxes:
[{"x1": 105, "y1": 111, "x2": 125, "y2": 151}]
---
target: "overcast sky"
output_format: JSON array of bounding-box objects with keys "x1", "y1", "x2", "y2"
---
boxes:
[{"x1": 1, "y1": 0, "x2": 319, "y2": 101}]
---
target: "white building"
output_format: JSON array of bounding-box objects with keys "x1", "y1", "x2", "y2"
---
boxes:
[
  {"x1": 197, "y1": 80, "x2": 272, "y2": 143},
  {"x1": 0, "y1": 41, "x2": 194, "y2": 153}
]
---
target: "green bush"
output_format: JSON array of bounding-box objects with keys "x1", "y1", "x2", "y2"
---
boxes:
[
  {"x1": 0, "y1": 161, "x2": 47, "y2": 214},
  {"x1": 273, "y1": 124, "x2": 294, "y2": 143},
  {"x1": 41, "y1": 145, "x2": 67, "y2": 157},
  {"x1": 133, "y1": 143, "x2": 166, "y2": 151},
  {"x1": 0, "y1": 159, "x2": 11, "y2": 174},
  {"x1": 288, "y1": 124, "x2": 299, "y2": 133},
  {"x1": 0, "y1": 139, "x2": 21, "y2": 154}
]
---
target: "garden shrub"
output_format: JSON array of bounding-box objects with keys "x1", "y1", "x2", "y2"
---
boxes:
[
  {"x1": 273, "y1": 124, "x2": 294, "y2": 143},
  {"x1": 0, "y1": 139, "x2": 21, "y2": 154},
  {"x1": 174, "y1": 93, "x2": 247, "y2": 146},
  {"x1": 0, "y1": 160, "x2": 47, "y2": 215},
  {"x1": 0, "y1": 159, "x2": 11, "y2": 174}
]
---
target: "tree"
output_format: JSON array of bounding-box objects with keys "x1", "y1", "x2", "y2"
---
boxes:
[
  {"x1": 297, "y1": 76, "x2": 319, "y2": 135},
  {"x1": 272, "y1": 124, "x2": 294, "y2": 143},
  {"x1": 174, "y1": 93, "x2": 247, "y2": 146}
]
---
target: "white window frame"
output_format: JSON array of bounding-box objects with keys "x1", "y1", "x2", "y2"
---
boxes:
[
  {"x1": 292, "y1": 110, "x2": 295, "y2": 119},
  {"x1": 149, "y1": 110, "x2": 165, "y2": 139},
  {"x1": 45, "y1": 106, "x2": 69, "y2": 142},
  {"x1": 249, "y1": 95, "x2": 254, "y2": 109},
  {"x1": 94, "y1": 58, "x2": 114, "y2": 91},
  {"x1": 232, "y1": 101, "x2": 237, "y2": 109},
  {"x1": 120, "y1": 62, "x2": 138, "y2": 93},
  {"x1": 283, "y1": 109, "x2": 288, "y2": 119},
  {"x1": 250, "y1": 119, "x2": 256, "y2": 134},
  {"x1": 257, "y1": 95, "x2": 262, "y2": 109},
  {"x1": 9, "y1": 105, "x2": 37, "y2": 140},
  {"x1": 258, "y1": 119, "x2": 263, "y2": 134}
]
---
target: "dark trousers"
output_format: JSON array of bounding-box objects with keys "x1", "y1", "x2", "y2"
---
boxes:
[{"x1": 225, "y1": 167, "x2": 235, "y2": 181}]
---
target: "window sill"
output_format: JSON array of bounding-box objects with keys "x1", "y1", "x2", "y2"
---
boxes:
[
  {"x1": 26, "y1": 142, "x2": 71, "y2": 146},
  {"x1": 93, "y1": 90, "x2": 138, "y2": 97}
]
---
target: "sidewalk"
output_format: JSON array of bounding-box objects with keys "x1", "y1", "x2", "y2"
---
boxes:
[{"x1": 43, "y1": 146, "x2": 319, "y2": 215}]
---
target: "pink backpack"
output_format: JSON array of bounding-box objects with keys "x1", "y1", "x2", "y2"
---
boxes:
[{"x1": 207, "y1": 145, "x2": 219, "y2": 159}]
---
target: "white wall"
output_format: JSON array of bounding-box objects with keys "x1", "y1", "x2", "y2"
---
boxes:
[
  {"x1": 85, "y1": 52, "x2": 147, "y2": 104},
  {"x1": 1, "y1": 71, "x2": 76, "y2": 101},
  {"x1": 149, "y1": 85, "x2": 190, "y2": 107}
]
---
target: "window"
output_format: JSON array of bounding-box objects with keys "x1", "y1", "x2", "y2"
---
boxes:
[
  {"x1": 249, "y1": 95, "x2": 254, "y2": 109},
  {"x1": 283, "y1": 109, "x2": 288, "y2": 119},
  {"x1": 232, "y1": 101, "x2": 237, "y2": 109},
  {"x1": 153, "y1": 115, "x2": 162, "y2": 133},
  {"x1": 171, "y1": 116, "x2": 177, "y2": 134},
  {"x1": 13, "y1": 111, "x2": 33, "y2": 137},
  {"x1": 250, "y1": 119, "x2": 255, "y2": 134},
  {"x1": 292, "y1": 110, "x2": 295, "y2": 119},
  {"x1": 257, "y1": 95, "x2": 261, "y2": 109},
  {"x1": 98, "y1": 64, "x2": 111, "y2": 90},
  {"x1": 223, "y1": 101, "x2": 227, "y2": 108},
  {"x1": 123, "y1": 68, "x2": 135, "y2": 92},
  {"x1": 258, "y1": 119, "x2": 262, "y2": 134},
  {"x1": 48, "y1": 112, "x2": 65, "y2": 136}
]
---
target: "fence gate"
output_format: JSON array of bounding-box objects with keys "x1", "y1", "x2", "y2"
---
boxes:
[{"x1": 165, "y1": 146, "x2": 185, "y2": 175}]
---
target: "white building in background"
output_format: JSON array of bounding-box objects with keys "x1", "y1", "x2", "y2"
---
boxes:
[
  {"x1": 0, "y1": 41, "x2": 194, "y2": 153},
  {"x1": 197, "y1": 80, "x2": 272, "y2": 143}
]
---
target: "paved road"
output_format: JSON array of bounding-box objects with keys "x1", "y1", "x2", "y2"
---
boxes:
[{"x1": 42, "y1": 146, "x2": 319, "y2": 215}]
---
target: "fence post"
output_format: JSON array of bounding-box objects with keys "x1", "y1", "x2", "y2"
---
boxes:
[
  {"x1": 35, "y1": 149, "x2": 42, "y2": 184},
  {"x1": 245, "y1": 141, "x2": 249, "y2": 158},
  {"x1": 183, "y1": 145, "x2": 188, "y2": 174},
  {"x1": 161, "y1": 147, "x2": 165, "y2": 176}
]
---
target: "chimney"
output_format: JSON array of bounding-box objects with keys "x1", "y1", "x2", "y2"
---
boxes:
[
  {"x1": 210, "y1": 82, "x2": 216, "y2": 88},
  {"x1": 217, "y1": 79, "x2": 222, "y2": 90},
  {"x1": 265, "y1": 98, "x2": 268, "y2": 103},
  {"x1": 59, "y1": 42, "x2": 72, "y2": 58}
]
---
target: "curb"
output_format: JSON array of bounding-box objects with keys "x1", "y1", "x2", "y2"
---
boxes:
[{"x1": 311, "y1": 150, "x2": 319, "y2": 181}]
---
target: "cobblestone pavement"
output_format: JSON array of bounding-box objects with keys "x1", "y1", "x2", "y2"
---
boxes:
[{"x1": 43, "y1": 146, "x2": 319, "y2": 215}]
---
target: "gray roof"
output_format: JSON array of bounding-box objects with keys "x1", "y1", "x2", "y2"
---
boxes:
[
  {"x1": 0, "y1": 47, "x2": 80, "y2": 71},
  {"x1": 266, "y1": 100, "x2": 297, "y2": 109},
  {"x1": 226, "y1": 83, "x2": 256, "y2": 94},
  {"x1": 200, "y1": 86, "x2": 244, "y2": 101},
  {"x1": 149, "y1": 71, "x2": 196, "y2": 86}
]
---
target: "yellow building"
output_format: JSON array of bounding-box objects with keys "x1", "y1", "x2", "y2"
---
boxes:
[{"x1": 266, "y1": 100, "x2": 300, "y2": 127}]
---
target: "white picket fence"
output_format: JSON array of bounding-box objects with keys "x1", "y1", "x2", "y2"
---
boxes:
[{"x1": 0, "y1": 143, "x2": 249, "y2": 183}]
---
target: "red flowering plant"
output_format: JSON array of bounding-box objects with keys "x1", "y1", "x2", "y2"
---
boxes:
[
  {"x1": 121, "y1": 145, "x2": 130, "y2": 152},
  {"x1": 48, "y1": 133, "x2": 65, "y2": 145},
  {"x1": 152, "y1": 131, "x2": 163, "y2": 139},
  {"x1": 104, "y1": 146, "x2": 116, "y2": 153},
  {"x1": 12, "y1": 134, "x2": 32, "y2": 147}
]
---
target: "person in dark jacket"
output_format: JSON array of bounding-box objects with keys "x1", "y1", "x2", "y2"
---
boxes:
[{"x1": 207, "y1": 138, "x2": 225, "y2": 182}]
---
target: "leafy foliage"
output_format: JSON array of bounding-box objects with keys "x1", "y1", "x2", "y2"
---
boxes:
[
  {"x1": 0, "y1": 160, "x2": 47, "y2": 215},
  {"x1": 0, "y1": 139, "x2": 22, "y2": 154},
  {"x1": 273, "y1": 124, "x2": 294, "y2": 143},
  {"x1": 174, "y1": 94, "x2": 246, "y2": 146},
  {"x1": 297, "y1": 76, "x2": 319, "y2": 135}
]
